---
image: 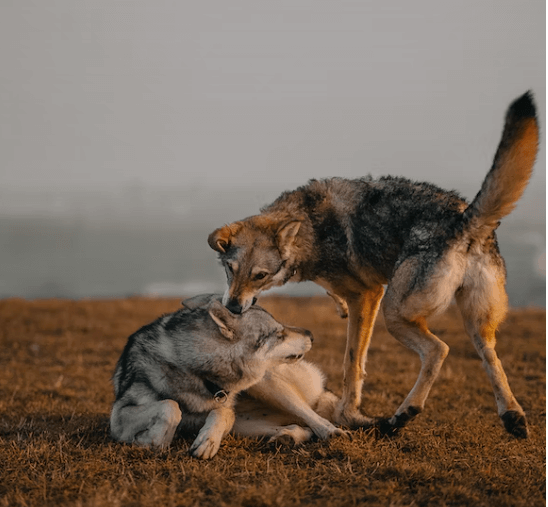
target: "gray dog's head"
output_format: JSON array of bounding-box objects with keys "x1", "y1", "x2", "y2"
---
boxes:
[{"x1": 182, "y1": 293, "x2": 313, "y2": 365}]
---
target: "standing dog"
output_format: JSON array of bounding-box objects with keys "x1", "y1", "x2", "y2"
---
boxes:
[
  {"x1": 110, "y1": 294, "x2": 345, "y2": 459},
  {"x1": 208, "y1": 92, "x2": 539, "y2": 438}
]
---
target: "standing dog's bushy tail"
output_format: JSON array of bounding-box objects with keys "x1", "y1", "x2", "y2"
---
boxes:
[{"x1": 462, "y1": 92, "x2": 539, "y2": 240}]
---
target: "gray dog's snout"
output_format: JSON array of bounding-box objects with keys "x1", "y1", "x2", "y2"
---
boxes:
[{"x1": 296, "y1": 327, "x2": 313, "y2": 343}]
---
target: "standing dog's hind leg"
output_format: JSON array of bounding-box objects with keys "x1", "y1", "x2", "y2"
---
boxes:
[
  {"x1": 471, "y1": 334, "x2": 528, "y2": 438},
  {"x1": 381, "y1": 309, "x2": 449, "y2": 435},
  {"x1": 456, "y1": 283, "x2": 528, "y2": 438}
]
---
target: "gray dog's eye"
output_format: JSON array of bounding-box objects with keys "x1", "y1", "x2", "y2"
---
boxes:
[{"x1": 253, "y1": 272, "x2": 267, "y2": 281}]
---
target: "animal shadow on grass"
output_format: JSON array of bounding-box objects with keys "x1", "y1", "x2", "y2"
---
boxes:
[
  {"x1": 1, "y1": 413, "x2": 201, "y2": 451},
  {"x1": 0, "y1": 412, "x2": 317, "y2": 455},
  {"x1": 0, "y1": 413, "x2": 112, "y2": 449}
]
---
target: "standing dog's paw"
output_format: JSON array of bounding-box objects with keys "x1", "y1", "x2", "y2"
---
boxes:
[
  {"x1": 374, "y1": 417, "x2": 403, "y2": 437},
  {"x1": 501, "y1": 411, "x2": 529, "y2": 439},
  {"x1": 190, "y1": 431, "x2": 223, "y2": 459},
  {"x1": 374, "y1": 406, "x2": 422, "y2": 437}
]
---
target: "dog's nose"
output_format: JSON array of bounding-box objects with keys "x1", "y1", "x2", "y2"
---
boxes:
[
  {"x1": 226, "y1": 299, "x2": 243, "y2": 314},
  {"x1": 296, "y1": 327, "x2": 313, "y2": 343}
]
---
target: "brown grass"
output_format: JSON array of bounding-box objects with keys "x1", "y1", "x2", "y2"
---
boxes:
[{"x1": 0, "y1": 296, "x2": 545, "y2": 507}]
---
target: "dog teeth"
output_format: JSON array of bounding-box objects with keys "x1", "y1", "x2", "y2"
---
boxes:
[{"x1": 286, "y1": 354, "x2": 304, "y2": 363}]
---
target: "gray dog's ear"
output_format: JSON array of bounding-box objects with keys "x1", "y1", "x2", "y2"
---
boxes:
[
  {"x1": 208, "y1": 300, "x2": 238, "y2": 340},
  {"x1": 181, "y1": 293, "x2": 221, "y2": 310},
  {"x1": 276, "y1": 220, "x2": 301, "y2": 258}
]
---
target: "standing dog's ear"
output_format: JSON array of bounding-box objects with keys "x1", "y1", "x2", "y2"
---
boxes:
[
  {"x1": 208, "y1": 300, "x2": 238, "y2": 340},
  {"x1": 276, "y1": 220, "x2": 301, "y2": 258},
  {"x1": 208, "y1": 225, "x2": 232, "y2": 253},
  {"x1": 208, "y1": 223, "x2": 242, "y2": 253}
]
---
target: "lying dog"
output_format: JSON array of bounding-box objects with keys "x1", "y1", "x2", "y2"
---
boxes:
[
  {"x1": 110, "y1": 294, "x2": 346, "y2": 459},
  {"x1": 208, "y1": 92, "x2": 539, "y2": 438}
]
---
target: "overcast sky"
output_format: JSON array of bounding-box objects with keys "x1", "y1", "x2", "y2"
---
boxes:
[{"x1": 0, "y1": 1, "x2": 545, "y2": 223}]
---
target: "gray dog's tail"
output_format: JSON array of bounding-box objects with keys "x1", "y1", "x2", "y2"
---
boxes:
[{"x1": 462, "y1": 92, "x2": 539, "y2": 241}]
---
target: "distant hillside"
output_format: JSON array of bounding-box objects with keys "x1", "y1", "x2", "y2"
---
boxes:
[{"x1": 0, "y1": 215, "x2": 544, "y2": 306}]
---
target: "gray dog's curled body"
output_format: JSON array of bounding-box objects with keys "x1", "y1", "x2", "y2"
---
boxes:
[{"x1": 110, "y1": 294, "x2": 346, "y2": 459}]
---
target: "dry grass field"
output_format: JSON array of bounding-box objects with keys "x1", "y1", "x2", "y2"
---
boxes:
[{"x1": 0, "y1": 296, "x2": 545, "y2": 506}]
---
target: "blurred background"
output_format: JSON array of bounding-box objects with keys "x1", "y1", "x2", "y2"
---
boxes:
[{"x1": 0, "y1": 1, "x2": 545, "y2": 306}]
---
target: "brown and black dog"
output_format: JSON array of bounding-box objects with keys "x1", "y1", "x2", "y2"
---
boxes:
[{"x1": 208, "y1": 93, "x2": 539, "y2": 438}]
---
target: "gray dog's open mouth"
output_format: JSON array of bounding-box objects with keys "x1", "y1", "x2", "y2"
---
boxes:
[{"x1": 285, "y1": 353, "x2": 304, "y2": 363}]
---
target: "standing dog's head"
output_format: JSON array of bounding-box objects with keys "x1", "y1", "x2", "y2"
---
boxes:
[{"x1": 208, "y1": 216, "x2": 302, "y2": 313}]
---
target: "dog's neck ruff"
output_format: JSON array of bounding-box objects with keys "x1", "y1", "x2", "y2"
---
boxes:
[{"x1": 203, "y1": 378, "x2": 229, "y2": 404}]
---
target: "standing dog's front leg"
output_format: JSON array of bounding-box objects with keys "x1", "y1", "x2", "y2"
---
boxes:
[
  {"x1": 190, "y1": 406, "x2": 236, "y2": 459},
  {"x1": 335, "y1": 285, "x2": 384, "y2": 429}
]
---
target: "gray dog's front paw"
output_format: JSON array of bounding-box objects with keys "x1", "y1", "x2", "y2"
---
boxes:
[
  {"x1": 268, "y1": 425, "x2": 314, "y2": 446},
  {"x1": 312, "y1": 419, "x2": 352, "y2": 440},
  {"x1": 190, "y1": 431, "x2": 223, "y2": 459}
]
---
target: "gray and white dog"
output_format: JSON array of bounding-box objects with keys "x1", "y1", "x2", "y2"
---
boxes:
[{"x1": 110, "y1": 294, "x2": 346, "y2": 459}]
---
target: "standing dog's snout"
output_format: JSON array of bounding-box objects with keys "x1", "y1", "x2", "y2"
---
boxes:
[{"x1": 226, "y1": 299, "x2": 243, "y2": 314}]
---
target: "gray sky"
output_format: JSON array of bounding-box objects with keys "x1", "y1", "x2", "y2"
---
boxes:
[{"x1": 0, "y1": 0, "x2": 545, "y2": 223}]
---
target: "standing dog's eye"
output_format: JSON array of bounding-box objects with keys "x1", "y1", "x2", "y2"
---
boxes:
[
  {"x1": 227, "y1": 264, "x2": 234, "y2": 274},
  {"x1": 253, "y1": 272, "x2": 267, "y2": 281}
]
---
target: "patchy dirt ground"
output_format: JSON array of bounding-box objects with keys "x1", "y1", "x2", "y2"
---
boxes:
[{"x1": 0, "y1": 296, "x2": 545, "y2": 506}]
